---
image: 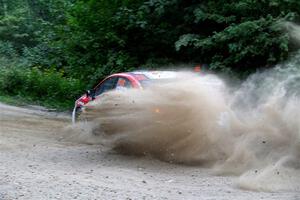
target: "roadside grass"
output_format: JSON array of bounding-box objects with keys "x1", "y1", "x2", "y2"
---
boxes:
[
  {"x1": 0, "y1": 95, "x2": 27, "y2": 107},
  {"x1": 0, "y1": 94, "x2": 74, "y2": 111},
  {"x1": 0, "y1": 66, "x2": 84, "y2": 112}
]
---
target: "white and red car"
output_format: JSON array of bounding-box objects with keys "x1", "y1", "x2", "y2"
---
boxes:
[
  {"x1": 72, "y1": 68, "x2": 224, "y2": 124},
  {"x1": 72, "y1": 71, "x2": 179, "y2": 123}
]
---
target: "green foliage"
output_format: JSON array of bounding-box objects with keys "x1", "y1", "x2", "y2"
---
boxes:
[
  {"x1": 128, "y1": 0, "x2": 300, "y2": 74},
  {"x1": 0, "y1": 66, "x2": 84, "y2": 108},
  {"x1": 51, "y1": 0, "x2": 300, "y2": 78},
  {"x1": 0, "y1": 41, "x2": 17, "y2": 58},
  {"x1": 52, "y1": 0, "x2": 142, "y2": 85},
  {"x1": 176, "y1": 17, "x2": 290, "y2": 72},
  {"x1": 0, "y1": 10, "x2": 34, "y2": 52}
]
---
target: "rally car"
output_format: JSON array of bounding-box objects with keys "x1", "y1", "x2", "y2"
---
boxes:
[{"x1": 72, "y1": 71, "x2": 180, "y2": 124}]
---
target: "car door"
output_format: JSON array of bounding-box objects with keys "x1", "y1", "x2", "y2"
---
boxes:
[{"x1": 94, "y1": 76, "x2": 119, "y2": 97}]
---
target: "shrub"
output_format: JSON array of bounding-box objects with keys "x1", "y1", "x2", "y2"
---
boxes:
[{"x1": 0, "y1": 66, "x2": 85, "y2": 109}]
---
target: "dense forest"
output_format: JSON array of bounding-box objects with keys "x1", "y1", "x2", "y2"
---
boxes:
[{"x1": 0, "y1": 0, "x2": 300, "y2": 109}]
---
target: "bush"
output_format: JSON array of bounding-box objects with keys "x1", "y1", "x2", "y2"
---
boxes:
[{"x1": 0, "y1": 66, "x2": 84, "y2": 109}]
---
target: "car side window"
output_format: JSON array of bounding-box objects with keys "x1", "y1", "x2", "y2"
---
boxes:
[
  {"x1": 116, "y1": 77, "x2": 132, "y2": 89},
  {"x1": 94, "y1": 77, "x2": 118, "y2": 96}
]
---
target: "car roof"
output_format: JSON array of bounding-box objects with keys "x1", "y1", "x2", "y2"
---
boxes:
[{"x1": 128, "y1": 71, "x2": 178, "y2": 80}]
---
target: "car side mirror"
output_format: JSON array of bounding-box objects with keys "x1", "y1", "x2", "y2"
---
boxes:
[{"x1": 86, "y1": 89, "x2": 95, "y2": 98}]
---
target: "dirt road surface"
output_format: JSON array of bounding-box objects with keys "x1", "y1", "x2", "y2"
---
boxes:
[{"x1": 0, "y1": 103, "x2": 299, "y2": 200}]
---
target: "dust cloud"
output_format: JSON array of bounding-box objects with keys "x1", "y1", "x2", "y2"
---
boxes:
[
  {"x1": 66, "y1": 64, "x2": 300, "y2": 192},
  {"x1": 284, "y1": 22, "x2": 300, "y2": 46}
]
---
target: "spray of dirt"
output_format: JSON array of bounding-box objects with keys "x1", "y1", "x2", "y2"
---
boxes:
[
  {"x1": 64, "y1": 67, "x2": 300, "y2": 192},
  {"x1": 217, "y1": 62, "x2": 300, "y2": 192},
  {"x1": 63, "y1": 22, "x2": 300, "y2": 193},
  {"x1": 283, "y1": 22, "x2": 300, "y2": 46}
]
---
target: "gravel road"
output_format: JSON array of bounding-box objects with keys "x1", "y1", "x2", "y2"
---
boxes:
[{"x1": 0, "y1": 103, "x2": 299, "y2": 200}]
